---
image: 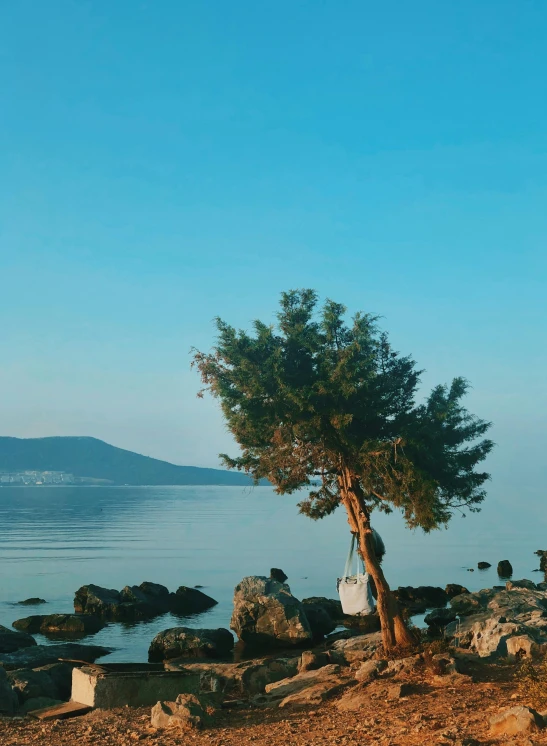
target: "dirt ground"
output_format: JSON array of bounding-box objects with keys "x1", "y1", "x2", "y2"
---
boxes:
[{"x1": 1, "y1": 662, "x2": 546, "y2": 746}]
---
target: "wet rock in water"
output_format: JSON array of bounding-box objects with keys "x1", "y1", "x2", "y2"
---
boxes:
[
  {"x1": 270, "y1": 568, "x2": 288, "y2": 583},
  {"x1": 0, "y1": 666, "x2": 18, "y2": 715},
  {"x1": 445, "y1": 584, "x2": 469, "y2": 599},
  {"x1": 0, "y1": 643, "x2": 111, "y2": 671},
  {"x1": 424, "y1": 607, "x2": 458, "y2": 629},
  {"x1": 7, "y1": 668, "x2": 59, "y2": 704},
  {"x1": 535, "y1": 550, "x2": 547, "y2": 573},
  {"x1": 170, "y1": 586, "x2": 217, "y2": 615},
  {"x1": 16, "y1": 598, "x2": 47, "y2": 606},
  {"x1": 489, "y1": 705, "x2": 544, "y2": 735},
  {"x1": 151, "y1": 693, "x2": 213, "y2": 730},
  {"x1": 74, "y1": 582, "x2": 217, "y2": 621},
  {"x1": 148, "y1": 627, "x2": 234, "y2": 661},
  {"x1": 0, "y1": 624, "x2": 37, "y2": 654},
  {"x1": 478, "y1": 562, "x2": 492, "y2": 569},
  {"x1": 230, "y1": 576, "x2": 312, "y2": 650},
  {"x1": 13, "y1": 614, "x2": 105, "y2": 637},
  {"x1": 497, "y1": 560, "x2": 513, "y2": 578},
  {"x1": 395, "y1": 586, "x2": 448, "y2": 613}
]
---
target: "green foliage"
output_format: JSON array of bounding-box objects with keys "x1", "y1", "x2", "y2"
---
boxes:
[{"x1": 193, "y1": 289, "x2": 494, "y2": 532}]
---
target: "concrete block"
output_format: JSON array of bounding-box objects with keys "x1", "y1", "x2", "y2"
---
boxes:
[{"x1": 72, "y1": 663, "x2": 200, "y2": 708}]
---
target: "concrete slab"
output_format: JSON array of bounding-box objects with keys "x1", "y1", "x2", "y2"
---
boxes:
[{"x1": 72, "y1": 663, "x2": 200, "y2": 709}]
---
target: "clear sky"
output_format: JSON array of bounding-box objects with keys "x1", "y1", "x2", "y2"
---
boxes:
[{"x1": 1, "y1": 1, "x2": 546, "y2": 497}]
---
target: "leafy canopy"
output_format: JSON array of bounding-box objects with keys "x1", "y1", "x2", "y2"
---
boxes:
[{"x1": 193, "y1": 289, "x2": 494, "y2": 531}]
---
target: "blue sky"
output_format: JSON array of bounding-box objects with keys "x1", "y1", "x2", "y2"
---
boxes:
[{"x1": 1, "y1": 1, "x2": 546, "y2": 496}]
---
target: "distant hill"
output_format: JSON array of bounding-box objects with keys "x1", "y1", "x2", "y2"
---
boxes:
[{"x1": 0, "y1": 436, "x2": 264, "y2": 486}]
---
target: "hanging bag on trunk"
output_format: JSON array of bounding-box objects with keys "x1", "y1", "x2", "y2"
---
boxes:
[{"x1": 337, "y1": 534, "x2": 376, "y2": 615}]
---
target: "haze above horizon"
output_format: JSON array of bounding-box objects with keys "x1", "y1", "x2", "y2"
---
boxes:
[{"x1": 1, "y1": 1, "x2": 546, "y2": 502}]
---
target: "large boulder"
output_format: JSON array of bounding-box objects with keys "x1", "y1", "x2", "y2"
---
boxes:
[
  {"x1": 13, "y1": 614, "x2": 104, "y2": 637},
  {"x1": 230, "y1": 577, "x2": 313, "y2": 649},
  {"x1": 395, "y1": 586, "x2": 448, "y2": 613},
  {"x1": 263, "y1": 664, "x2": 354, "y2": 708},
  {"x1": 0, "y1": 666, "x2": 17, "y2": 715},
  {"x1": 34, "y1": 662, "x2": 76, "y2": 700},
  {"x1": 445, "y1": 583, "x2": 547, "y2": 658},
  {"x1": 0, "y1": 643, "x2": 110, "y2": 671},
  {"x1": 74, "y1": 582, "x2": 217, "y2": 621},
  {"x1": 149, "y1": 628, "x2": 234, "y2": 662},
  {"x1": 0, "y1": 624, "x2": 36, "y2": 654}
]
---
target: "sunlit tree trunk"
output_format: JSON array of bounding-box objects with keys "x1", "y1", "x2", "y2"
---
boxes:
[{"x1": 340, "y1": 470, "x2": 414, "y2": 651}]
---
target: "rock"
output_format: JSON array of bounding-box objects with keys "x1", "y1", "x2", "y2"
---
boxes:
[
  {"x1": 450, "y1": 593, "x2": 484, "y2": 616},
  {"x1": 386, "y1": 654, "x2": 423, "y2": 675},
  {"x1": 151, "y1": 693, "x2": 212, "y2": 730},
  {"x1": 478, "y1": 562, "x2": 492, "y2": 569},
  {"x1": 388, "y1": 682, "x2": 413, "y2": 699},
  {"x1": 354, "y1": 659, "x2": 386, "y2": 682},
  {"x1": 446, "y1": 584, "x2": 470, "y2": 599},
  {"x1": 170, "y1": 587, "x2": 218, "y2": 615},
  {"x1": 149, "y1": 628, "x2": 234, "y2": 661},
  {"x1": 489, "y1": 706, "x2": 544, "y2": 735},
  {"x1": 230, "y1": 576, "x2": 312, "y2": 649},
  {"x1": 13, "y1": 614, "x2": 105, "y2": 637},
  {"x1": 279, "y1": 678, "x2": 351, "y2": 708},
  {"x1": 300, "y1": 601, "x2": 336, "y2": 641},
  {"x1": 468, "y1": 617, "x2": 528, "y2": 658},
  {"x1": 165, "y1": 655, "x2": 299, "y2": 698},
  {"x1": 424, "y1": 607, "x2": 458, "y2": 629},
  {"x1": 262, "y1": 664, "x2": 355, "y2": 707},
  {"x1": 22, "y1": 697, "x2": 64, "y2": 714},
  {"x1": 535, "y1": 551, "x2": 547, "y2": 573},
  {"x1": 395, "y1": 586, "x2": 448, "y2": 613},
  {"x1": 7, "y1": 668, "x2": 59, "y2": 703},
  {"x1": 341, "y1": 613, "x2": 381, "y2": 634},
  {"x1": 74, "y1": 582, "x2": 217, "y2": 621},
  {"x1": 0, "y1": 643, "x2": 110, "y2": 671},
  {"x1": 16, "y1": 598, "x2": 47, "y2": 606},
  {"x1": 429, "y1": 654, "x2": 459, "y2": 675},
  {"x1": 298, "y1": 650, "x2": 330, "y2": 672},
  {"x1": 270, "y1": 568, "x2": 288, "y2": 583},
  {"x1": 506, "y1": 579, "x2": 537, "y2": 591},
  {"x1": 329, "y1": 632, "x2": 383, "y2": 664},
  {"x1": 0, "y1": 666, "x2": 18, "y2": 714},
  {"x1": 498, "y1": 560, "x2": 514, "y2": 578},
  {"x1": 34, "y1": 662, "x2": 76, "y2": 700},
  {"x1": 506, "y1": 634, "x2": 539, "y2": 660},
  {"x1": 302, "y1": 597, "x2": 343, "y2": 621},
  {"x1": 0, "y1": 624, "x2": 37, "y2": 654}
]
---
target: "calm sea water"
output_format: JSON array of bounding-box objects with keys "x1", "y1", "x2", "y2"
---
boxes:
[{"x1": 0, "y1": 485, "x2": 544, "y2": 662}]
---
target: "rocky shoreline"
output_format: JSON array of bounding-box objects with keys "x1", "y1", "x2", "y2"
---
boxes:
[{"x1": 2, "y1": 555, "x2": 547, "y2": 744}]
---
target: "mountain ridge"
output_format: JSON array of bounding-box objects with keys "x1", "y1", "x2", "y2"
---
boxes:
[{"x1": 0, "y1": 436, "x2": 264, "y2": 486}]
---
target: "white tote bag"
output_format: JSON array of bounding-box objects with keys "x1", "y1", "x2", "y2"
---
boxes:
[{"x1": 337, "y1": 535, "x2": 376, "y2": 616}]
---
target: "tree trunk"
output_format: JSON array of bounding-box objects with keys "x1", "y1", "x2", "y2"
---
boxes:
[{"x1": 340, "y1": 470, "x2": 415, "y2": 651}]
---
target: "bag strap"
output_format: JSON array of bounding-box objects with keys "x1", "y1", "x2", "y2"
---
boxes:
[{"x1": 343, "y1": 534, "x2": 362, "y2": 579}]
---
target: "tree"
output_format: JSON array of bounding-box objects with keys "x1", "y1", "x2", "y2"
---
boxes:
[{"x1": 193, "y1": 289, "x2": 494, "y2": 651}]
